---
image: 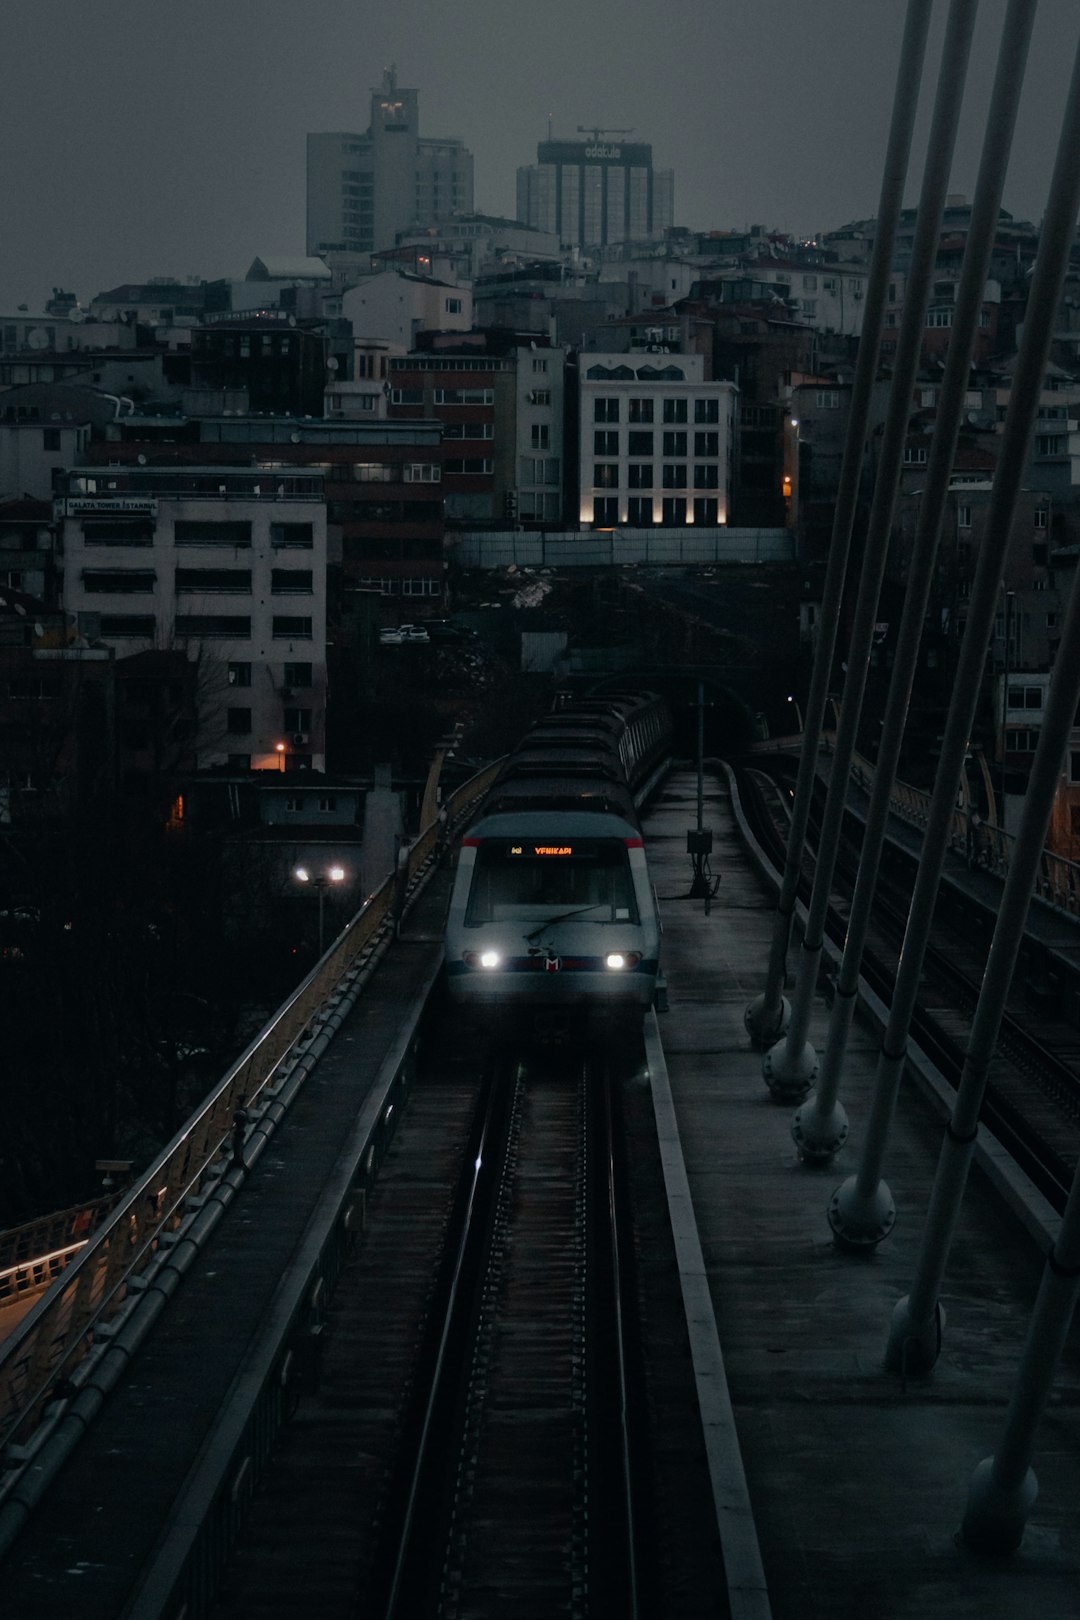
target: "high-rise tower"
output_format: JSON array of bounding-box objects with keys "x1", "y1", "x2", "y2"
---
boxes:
[
  {"x1": 516, "y1": 133, "x2": 673, "y2": 249},
  {"x1": 307, "y1": 68, "x2": 474, "y2": 258}
]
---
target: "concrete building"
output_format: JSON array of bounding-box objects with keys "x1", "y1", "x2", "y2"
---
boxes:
[
  {"x1": 388, "y1": 333, "x2": 568, "y2": 530},
  {"x1": 517, "y1": 136, "x2": 674, "y2": 249},
  {"x1": 306, "y1": 68, "x2": 474, "y2": 258},
  {"x1": 342, "y1": 270, "x2": 472, "y2": 349},
  {"x1": 58, "y1": 466, "x2": 328, "y2": 773},
  {"x1": 577, "y1": 352, "x2": 736, "y2": 527}
]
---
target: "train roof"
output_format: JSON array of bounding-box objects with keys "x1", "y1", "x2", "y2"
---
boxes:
[
  {"x1": 500, "y1": 750, "x2": 622, "y2": 780},
  {"x1": 463, "y1": 808, "x2": 642, "y2": 842},
  {"x1": 478, "y1": 776, "x2": 639, "y2": 821}
]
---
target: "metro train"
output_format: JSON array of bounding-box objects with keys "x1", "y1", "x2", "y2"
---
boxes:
[{"x1": 444, "y1": 690, "x2": 673, "y2": 1041}]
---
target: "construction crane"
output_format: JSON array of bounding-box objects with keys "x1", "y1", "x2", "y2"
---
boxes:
[{"x1": 577, "y1": 125, "x2": 635, "y2": 141}]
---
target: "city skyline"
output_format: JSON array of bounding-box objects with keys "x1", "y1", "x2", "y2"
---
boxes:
[{"x1": 2, "y1": 0, "x2": 1077, "y2": 310}]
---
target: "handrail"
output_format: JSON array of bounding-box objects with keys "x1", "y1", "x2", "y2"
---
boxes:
[
  {"x1": 848, "y1": 747, "x2": 1080, "y2": 918},
  {"x1": 0, "y1": 759, "x2": 502, "y2": 1457},
  {"x1": 753, "y1": 732, "x2": 1080, "y2": 924}
]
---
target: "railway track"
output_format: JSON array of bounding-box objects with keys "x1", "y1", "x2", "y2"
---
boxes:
[
  {"x1": 205, "y1": 1029, "x2": 720, "y2": 1619},
  {"x1": 739, "y1": 764, "x2": 1080, "y2": 1211}
]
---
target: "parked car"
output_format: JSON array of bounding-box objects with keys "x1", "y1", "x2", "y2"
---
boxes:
[{"x1": 379, "y1": 623, "x2": 429, "y2": 645}]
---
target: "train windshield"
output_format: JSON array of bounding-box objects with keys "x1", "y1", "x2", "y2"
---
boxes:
[{"x1": 465, "y1": 838, "x2": 639, "y2": 925}]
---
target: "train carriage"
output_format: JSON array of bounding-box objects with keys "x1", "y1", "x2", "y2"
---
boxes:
[{"x1": 444, "y1": 690, "x2": 672, "y2": 1042}]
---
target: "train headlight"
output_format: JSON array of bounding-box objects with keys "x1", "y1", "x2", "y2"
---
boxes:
[
  {"x1": 605, "y1": 951, "x2": 641, "y2": 971},
  {"x1": 464, "y1": 949, "x2": 501, "y2": 970}
]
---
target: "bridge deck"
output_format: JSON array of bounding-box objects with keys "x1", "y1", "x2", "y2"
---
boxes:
[
  {"x1": 644, "y1": 768, "x2": 1080, "y2": 1619},
  {"x1": 1, "y1": 771, "x2": 1079, "y2": 1617}
]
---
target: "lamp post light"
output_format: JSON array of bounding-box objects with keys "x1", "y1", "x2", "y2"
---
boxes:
[
  {"x1": 295, "y1": 864, "x2": 345, "y2": 955},
  {"x1": 787, "y1": 694, "x2": 803, "y2": 734},
  {"x1": 275, "y1": 742, "x2": 287, "y2": 773}
]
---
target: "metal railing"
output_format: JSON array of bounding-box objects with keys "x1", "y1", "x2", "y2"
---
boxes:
[
  {"x1": 0, "y1": 760, "x2": 501, "y2": 1458},
  {"x1": 758, "y1": 731, "x2": 1080, "y2": 925},
  {"x1": 847, "y1": 747, "x2": 1080, "y2": 917}
]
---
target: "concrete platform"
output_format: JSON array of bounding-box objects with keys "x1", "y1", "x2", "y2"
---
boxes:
[{"x1": 645, "y1": 769, "x2": 1080, "y2": 1620}]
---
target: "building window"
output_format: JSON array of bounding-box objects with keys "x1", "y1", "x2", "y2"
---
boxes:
[
  {"x1": 270, "y1": 522, "x2": 315, "y2": 547},
  {"x1": 904, "y1": 446, "x2": 928, "y2": 465},
  {"x1": 283, "y1": 707, "x2": 312, "y2": 732},
  {"x1": 593, "y1": 463, "x2": 619, "y2": 489},
  {"x1": 694, "y1": 431, "x2": 719, "y2": 457},
  {"x1": 694, "y1": 465, "x2": 720, "y2": 489},
  {"x1": 433, "y1": 387, "x2": 495, "y2": 406},
  {"x1": 958, "y1": 505, "x2": 971, "y2": 529},
  {"x1": 662, "y1": 398, "x2": 688, "y2": 424},
  {"x1": 629, "y1": 398, "x2": 654, "y2": 424},
  {"x1": 530, "y1": 388, "x2": 551, "y2": 406},
  {"x1": 628, "y1": 496, "x2": 653, "y2": 525},
  {"x1": 443, "y1": 421, "x2": 494, "y2": 440},
  {"x1": 80, "y1": 517, "x2": 154, "y2": 546},
  {"x1": 694, "y1": 497, "x2": 719, "y2": 525},
  {"x1": 694, "y1": 398, "x2": 719, "y2": 424},
  {"x1": 1035, "y1": 506, "x2": 1049, "y2": 528},
  {"x1": 175, "y1": 568, "x2": 251, "y2": 593},
  {"x1": 284, "y1": 661, "x2": 312, "y2": 686},
  {"x1": 404, "y1": 463, "x2": 440, "y2": 483},
  {"x1": 662, "y1": 463, "x2": 687, "y2": 489},
  {"x1": 444, "y1": 458, "x2": 493, "y2": 475},
  {"x1": 42, "y1": 428, "x2": 61, "y2": 451},
  {"x1": 594, "y1": 430, "x2": 619, "y2": 456},
  {"x1": 390, "y1": 387, "x2": 424, "y2": 405},
  {"x1": 319, "y1": 795, "x2": 337, "y2": 812},
  {"x1": 175, "y1": 615, "x2": 251, "y2": 637},
  {"x1": 444, "y1": 298, "x2": 463, "y2": 315},
  {"x1": 272, "y1": 616, "x2": 313, "y2": 639},
  {"x1": 228, "y1": 661, "x2": 252, "y2": 687},
  {"x1": 227, "y1": 708, "x2": 252, "y2": 734},
  {"x1": 98, "y1": 615, "x2": 156, "y2": 637},
  {"x1": 662, "y1": 431, "x2": 687, "y2": 457},
  {"x1": 82, "y1": 570, "x2": 156, "y2": 593},
  {"x1": 627, "y1": 463, "x2": 653, "y2": 489},
  {"x1": 1036, "y1": 435, "x2": 1065, "y2": 457},
  {"x1": 593, "y1": 497, "x2": 619, "y2": 526},
  {"x1": 927, "y1": 308, "x2": 953, "y2": 328},
  {"x1": 532, "y1": 357, "x2": 548, "y2": 374},
  {"x1": 628, "y1": 430, "x2": 653, "y2": 456},
  {"x1": 271, "y1": 569, "x2": 313, "y2": 594},
  {"x1": 594, "y1": 397, "x2": 619, "y2": 423},
  {"x1": 661, "y1": 497, "x2": 687, "y2": 525},
  {"x1": 174, "y1": 520, "x2": 252, "y2": 547}
]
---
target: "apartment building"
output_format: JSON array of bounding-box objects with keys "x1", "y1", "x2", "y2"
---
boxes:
[
  {"x1": 577, "y1": 353, "x2": 736, "y2": 527},
  {"x1": 59, "y1": 466, "x2": 328, "y2": 772}
]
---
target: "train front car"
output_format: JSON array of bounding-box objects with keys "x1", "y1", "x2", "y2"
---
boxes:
[
  {"x1": 444, "y1": 690, "x2": 672, "y2": 1045},
  {"x1": 444, "y1": 810, "x2": 660, "y2": 1042}
]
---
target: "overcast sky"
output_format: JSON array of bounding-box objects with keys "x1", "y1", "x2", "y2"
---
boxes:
[{"x1": 2, "y1": 0, "x2": 1077, "y2": 311}]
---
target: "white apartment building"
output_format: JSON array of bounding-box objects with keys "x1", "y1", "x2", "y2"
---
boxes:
[
  {"x1": 342, "y1": 270, "x2": 472, "y2": 349},
  {"x1": 59, "y1": 467, "x2": 327, "y2": 772},
  {"x1": 578, "y1": 354, "x2": 737, "y2": 527}
]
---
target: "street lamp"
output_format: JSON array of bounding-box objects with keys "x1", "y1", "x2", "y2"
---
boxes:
[
  {"x1": 275, "y1": 742, "x2": 287, "y2": 773},
  {"x1": 294, "y1": 864, "x2": 345, "y2": 954},
  {"x1": 786, "y1": 693, "x2": 803, "y2": 733}
]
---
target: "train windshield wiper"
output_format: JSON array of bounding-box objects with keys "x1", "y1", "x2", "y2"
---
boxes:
[{"x1": 525, "y1": 904, "x2": 604, "y2": 943}]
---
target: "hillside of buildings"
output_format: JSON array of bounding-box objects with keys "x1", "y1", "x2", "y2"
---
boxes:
[{"x1": 5, "y1": 77, "x2": 1080, "y2": 1221}]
